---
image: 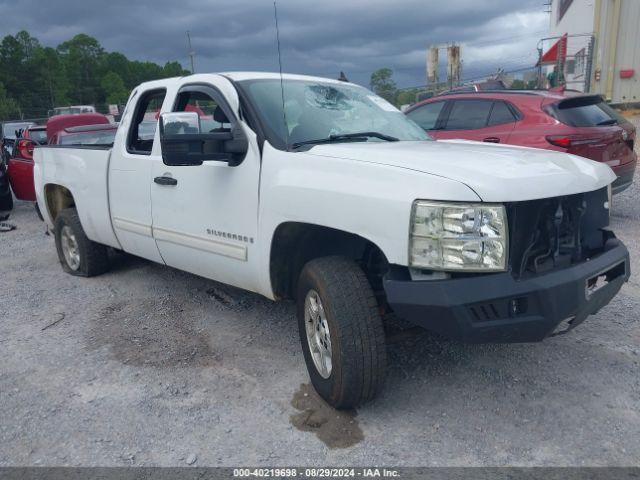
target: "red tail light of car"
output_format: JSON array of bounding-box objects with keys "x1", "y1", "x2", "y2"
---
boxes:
[
  {"x1": 16, "y1": 139, "x2": 35, "y2": 161},
  {"x1": 545, "y1": 135, "x2": 604, "y2": 149}
]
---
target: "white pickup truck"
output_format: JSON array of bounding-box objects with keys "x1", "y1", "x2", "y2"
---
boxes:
[{"x1": 34, "y1": 72, "x2": 630, "y2": 409}]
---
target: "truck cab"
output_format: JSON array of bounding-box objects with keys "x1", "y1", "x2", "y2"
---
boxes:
[{"x1": 34, "y1": 73, "x2": 630, "y2": 409}]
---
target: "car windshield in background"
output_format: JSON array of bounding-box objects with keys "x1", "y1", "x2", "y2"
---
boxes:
[
  {"x1": 59, "y1": 129, "x2": 116, "y2": 146},
  {"x1": 238, "y1": 79, "x2": 429, "y2": 149},
  {"x1": 549, "y1": 96, "x2": 629, "y2": 127},
  {"x1": 28, "y1": 129, "x2": 48, "y2": 145}
]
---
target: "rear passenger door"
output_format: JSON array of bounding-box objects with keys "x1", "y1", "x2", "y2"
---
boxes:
[
  {"x1": 437, "y1": 99, "x2": 518, "y2": 144},
  {"x1": 108, "y1": 87, "x2": 167, "y2": 263},
  {"x1": 484, "y1": 100, "x2": 519, "y2": 143}
]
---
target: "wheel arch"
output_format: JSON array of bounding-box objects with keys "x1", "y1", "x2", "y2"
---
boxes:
[
  {"x1": 43, "y1": 183, "x2": 76, "y2": 223},
  {"x1": 269, "y1": 221, "x2": 390, "y2": 301}
]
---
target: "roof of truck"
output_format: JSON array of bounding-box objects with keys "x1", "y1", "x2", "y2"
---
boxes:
[
  {"x1": 221, "y1": 72, "x2": 347, "y2": 84},
  {"x1": 136, "y1": 72, "x2": 350, "y2": 91}
]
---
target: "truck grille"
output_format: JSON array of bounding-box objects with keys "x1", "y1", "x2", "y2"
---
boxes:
[{"x1": 507, "y1": 187, "x2": 610, "y2": 279}]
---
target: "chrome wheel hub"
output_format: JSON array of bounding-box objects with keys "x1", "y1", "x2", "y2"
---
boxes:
[
  {"x1": 60, "y1": 225, "x2": 81, "y2": 271},
  {"x1": 304, "y1": 289, "x2": 332, "y2": 379}
]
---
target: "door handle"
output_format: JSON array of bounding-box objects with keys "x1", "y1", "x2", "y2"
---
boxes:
[
  {"x1": 154, "y1": 176, "x2": 177, "y2": 186},
  {"x1": 483, "y1": 137, "x2": 500, "y2": 143}
]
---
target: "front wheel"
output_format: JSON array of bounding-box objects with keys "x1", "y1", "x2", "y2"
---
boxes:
[
  {"x1": 297, "y1": 256, "x2": 386, "y2": 409},
  {"x1": 54, "y1": 208, "x2": 110, "y2": 277}
]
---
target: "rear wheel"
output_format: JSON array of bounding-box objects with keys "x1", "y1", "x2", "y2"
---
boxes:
[
  {"x1": 54, "y1": 208, "x2": 109, "y2": 276},
  {"x1": 0, "y1": 188, "x2": 12, "y2": 211},
  {"x1": 0, "y1": 170, "x2": 12, "y2": 211},
  {"x1": 297, "y1": 256, "x2": 386, "y2": 409}
]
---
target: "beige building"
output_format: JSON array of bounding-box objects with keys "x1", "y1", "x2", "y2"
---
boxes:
[{"x1": 546, "y1": 0, "x2": 639, "y2": 104}]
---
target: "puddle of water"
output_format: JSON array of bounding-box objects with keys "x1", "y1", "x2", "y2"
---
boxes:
[{"x1": 290, "y1": 383, "x2": 363, "y2": 449}]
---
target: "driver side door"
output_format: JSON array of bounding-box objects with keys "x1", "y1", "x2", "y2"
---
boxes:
[{"x1": 150, "y1": 78, "x2": 262, "y2": 292}]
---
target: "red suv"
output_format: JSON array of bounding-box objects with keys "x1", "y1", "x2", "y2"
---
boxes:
[{"x1": 405, "y1": 91, "x2": 637, "y2": 194}]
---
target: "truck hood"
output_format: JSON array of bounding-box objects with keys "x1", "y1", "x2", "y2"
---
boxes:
[{"x1": 306, "y1": 140, "x2": 615, "y2": 202}]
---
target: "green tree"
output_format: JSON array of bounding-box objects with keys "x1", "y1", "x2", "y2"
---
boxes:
[
  {"x1": 57, "y1": 34, "x2": 105, "y2": 104},
  {"x1": 38, "y1": 46, "x2": 72, "y2": 108},
  {"x1": 370, "y1": 68, "x2": 397, "y2": 104},
  {"x1": 101, "y1": 71, "x2": 129, "y2": 104},
  {"x1": 0, "y1": 31, "x2": 71, "y2": 118},
  {"x1": 396, "y1": 88, "x2": 422, "y2": 107},
  {"x1": 0, "y1": 82, "x2": 20, "y2": 120},
  {"x1": 0, "y1": 30, "x2": 188, "y2": 119},
  {"x1": 100, "y1": 52, "x2": 131, "y2": 87},
  {"x1": 510, "y1": 79, "x2": 525, "y2": 89},
  {"x1": 163, "y1": 61, "x2": 188, "y2": 78}
]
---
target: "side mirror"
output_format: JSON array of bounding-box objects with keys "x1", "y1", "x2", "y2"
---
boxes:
[
  {"x1": 159, "y1": 111, "x2": 248, "y2": 167},
  {"x1": 225, "y1": 124, "x2": 249, "y2": 167}
]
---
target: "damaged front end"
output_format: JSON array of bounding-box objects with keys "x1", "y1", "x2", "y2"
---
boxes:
[
  {"x1": 508, "y1": 187, "x2": 612, "y2": 279},
  {"x1": 383, "y1": 186, "x2": 629, "y2": 343}
]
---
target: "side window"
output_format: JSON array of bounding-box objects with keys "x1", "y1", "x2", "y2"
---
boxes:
[
  {"x1": 406, "y1": 102, "x2": 445, "y2": 130},
  {"x1": 127, "y1": 89, "x2": 166, "y2": 154},
  {"x1": 444, "y1": 100, "x2": 493, "y2": 130},
  {"x1": 174, "y1": 90, "x2": 232, "y2": 133},
  {"x1": 488, "y1": 101, "x2": 517, "y2": 126}
]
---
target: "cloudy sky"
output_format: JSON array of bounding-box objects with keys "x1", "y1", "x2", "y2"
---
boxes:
[{"x1": 0, "y1": 0, "x2": 549, "y2": 88}]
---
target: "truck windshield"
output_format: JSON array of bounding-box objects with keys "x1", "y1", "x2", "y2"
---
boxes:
[{"x1": 237, "y1": 78, "x2": 429, "y2": 149}]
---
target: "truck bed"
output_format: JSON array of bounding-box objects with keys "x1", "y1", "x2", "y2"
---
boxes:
[{"x1": 34, "y1": 145, "x2": 121, "y2": 249}]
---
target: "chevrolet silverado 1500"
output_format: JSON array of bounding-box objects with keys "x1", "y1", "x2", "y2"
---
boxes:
[{"x1": 34, "y1": 72, "x2": 630, "y2": 408}]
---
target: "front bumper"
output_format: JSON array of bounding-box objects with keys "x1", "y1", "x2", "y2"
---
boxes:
[{"x1": 384, "y1": 238, "x2": 630, "y2": 343}]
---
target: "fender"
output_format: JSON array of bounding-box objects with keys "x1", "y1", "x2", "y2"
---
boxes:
[{"x1": 255, "y1": 142, "x2": 480, "y2": 298}]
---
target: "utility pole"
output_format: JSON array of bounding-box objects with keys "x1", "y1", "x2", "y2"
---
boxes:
[
  {"x1": 187, "y1": 31, "x2": 196, "y2": 74},
  {"x1": 585, "y1": 35, "x2": 594, "y2": 93},
  {"x1": 537, "y1": 46, "x2": 543, "y2": 88},
  {"x1": 46, "y1": 60, "x2": 55, "y2": 111}
]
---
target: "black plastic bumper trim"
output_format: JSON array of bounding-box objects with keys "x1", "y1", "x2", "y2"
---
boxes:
[{"x1": 383, "y1": 239, "x2": 630, "y2": 343}]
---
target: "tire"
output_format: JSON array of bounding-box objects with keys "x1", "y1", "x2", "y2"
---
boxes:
[
  {"x1": 0, "y1": 165, "x2": 12, "y2": 212},
  {"x1": 0, "y1": 187, "x2": 12, "y2": 211},
  {"x1": 297, "y1": 256, "x2": 386, "y2": 409},
  {"x1": 54, "y1": 208, "x2": 109, "y2": 277}
]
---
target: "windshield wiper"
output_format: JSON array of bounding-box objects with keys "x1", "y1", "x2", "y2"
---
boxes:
[
  {"x1": 291, "y1": 131, "x2": 399, "y2": 149},
  {"x1": 597, "y1": 119, "x2": 617, "y2": 126}
]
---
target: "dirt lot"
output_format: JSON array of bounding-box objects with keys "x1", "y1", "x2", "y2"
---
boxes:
[{"x1": 1, "y1": 119, "x2": 639, "y2": 467}]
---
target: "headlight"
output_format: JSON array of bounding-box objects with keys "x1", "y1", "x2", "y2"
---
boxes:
[{"x1": 409, "y1": 201, "x2": 508, "y2": 271}]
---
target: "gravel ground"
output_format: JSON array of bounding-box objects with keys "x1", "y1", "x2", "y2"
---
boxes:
[{"x1": 1, "y1": 118, "x2": 639, "y2": 467}]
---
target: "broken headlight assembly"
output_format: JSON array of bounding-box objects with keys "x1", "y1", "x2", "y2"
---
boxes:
[{"x1": 409, "y1": 201, "x2": 508, "y2": 272}]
